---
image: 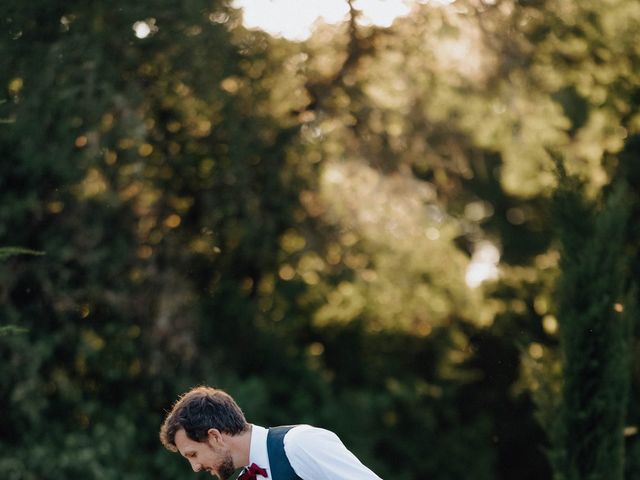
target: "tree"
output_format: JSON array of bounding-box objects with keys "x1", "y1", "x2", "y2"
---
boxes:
[{"x1": 546, "y1": 170, "x2": 636, "y2": 480}]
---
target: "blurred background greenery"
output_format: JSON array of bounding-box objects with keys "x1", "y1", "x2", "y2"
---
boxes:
[{"x1": 1, "y1": 0, "x2": 639, "y2": 479}]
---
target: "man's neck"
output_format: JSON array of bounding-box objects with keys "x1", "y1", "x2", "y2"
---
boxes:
[{"x1": 228, "y1": 424, "x2": 253, "y2": 469}]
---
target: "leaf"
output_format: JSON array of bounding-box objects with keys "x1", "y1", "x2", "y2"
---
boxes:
[
  {"x1": 0, "y1": 325, "x2": 29, "y2": 336},
  {"x1": 0, "y1": 247, "x2": 45, "y2": 260}
]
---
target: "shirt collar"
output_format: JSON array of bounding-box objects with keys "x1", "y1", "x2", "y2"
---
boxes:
[{"x1": 247, "y1": 424, "x2": 270, "y2": 475}]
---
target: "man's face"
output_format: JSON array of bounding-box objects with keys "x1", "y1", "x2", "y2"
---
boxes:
[{"x1": 174, "y1": 428, "x2": 236, "y2": 479}]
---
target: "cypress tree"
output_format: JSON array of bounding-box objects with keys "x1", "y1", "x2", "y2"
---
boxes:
[{"x1": 550, "y1": 171, "x2": 635, "y2": 480}]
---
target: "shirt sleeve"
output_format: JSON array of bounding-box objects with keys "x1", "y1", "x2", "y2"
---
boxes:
[{"x1": 283, "y1": 425, "x2": 383, "y2": 480}]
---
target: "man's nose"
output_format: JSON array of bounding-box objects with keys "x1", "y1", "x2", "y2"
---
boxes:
[{"x1": 190, "y1": 461, "x2": 202, "y2": 472}]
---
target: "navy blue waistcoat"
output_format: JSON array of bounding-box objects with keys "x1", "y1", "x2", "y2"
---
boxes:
[{"x1": 266, "y1": 426, "x2": 303, "y2": 480}]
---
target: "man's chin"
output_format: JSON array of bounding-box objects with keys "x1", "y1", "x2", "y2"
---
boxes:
[
  {"x1": 216, "y1": 460, "x2": 238, "y2": 480},
  {"x1": 203, "y1": 467, "x2": 219, "y2": 479}
]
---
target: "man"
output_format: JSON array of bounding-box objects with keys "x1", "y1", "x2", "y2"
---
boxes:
[{"x1": 159, "y1": 386, "x2": 383, "y2": 479}]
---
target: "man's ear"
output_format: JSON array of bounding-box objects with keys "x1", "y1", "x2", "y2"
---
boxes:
[{"x1": 207, "y1": 428, "x2": 223, "y2": 444}]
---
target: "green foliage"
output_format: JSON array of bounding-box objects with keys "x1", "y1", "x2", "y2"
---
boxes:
[
  {"x1": 0, "y1": 247, "x2": 44, "y2": 260},
  {"x1": 1, "y1": 0, "x2": 639, "y2": 479},
  {"x1": 0, "y1": 246, "x2": 42, "y2": 336},
  {"x1": 0, "y1": 325, "x2": 28, "y2": 336},
  {"x1": 547, "y1": 176, "x2": 636, "y2": 480}
]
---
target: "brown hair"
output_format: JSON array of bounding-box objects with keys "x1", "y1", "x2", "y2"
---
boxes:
[{"x1": 159, "y1": 386, "x2": 249, "y2": 451}]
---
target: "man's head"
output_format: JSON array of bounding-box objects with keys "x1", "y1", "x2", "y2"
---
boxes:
[
  {"x1": 160, "y1": 386, "x2": 250, "y2": 478},
  {"x1": 160, "y1": 386, "x2": 249, "y2": 448}
]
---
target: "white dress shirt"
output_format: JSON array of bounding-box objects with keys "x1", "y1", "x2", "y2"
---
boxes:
[{"x1": 246, "y1": 424, "x2": 382, "y2": 480}]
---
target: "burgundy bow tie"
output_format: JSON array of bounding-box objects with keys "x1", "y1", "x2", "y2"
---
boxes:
[{"x1": 238, "y1": 463, "x2": 268, "y2": 480}]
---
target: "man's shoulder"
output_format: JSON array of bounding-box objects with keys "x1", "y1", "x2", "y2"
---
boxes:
[
  {"x1": 285, "y1": 424, "x2": 330, "y2": 436},
  {"x1": 280, "y1": 424, "x2": 383, "y2": 479},
  {"x1": 284, "y1": 424, "x2": 340, "y2": 449}
]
